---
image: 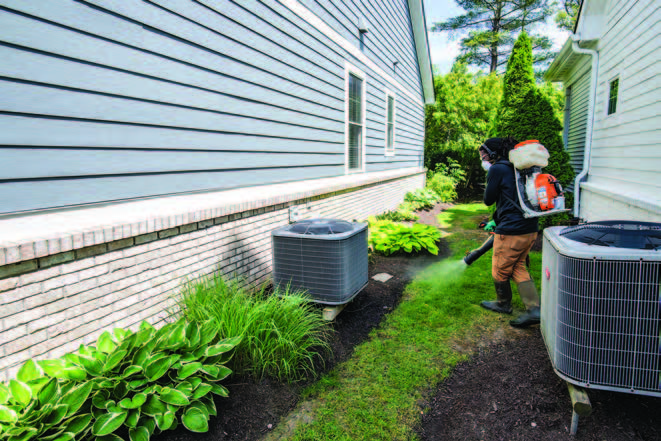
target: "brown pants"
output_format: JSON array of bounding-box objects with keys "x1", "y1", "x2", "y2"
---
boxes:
[{"x1": 492, "y1": 232, "x2": 537, "y2": 283}]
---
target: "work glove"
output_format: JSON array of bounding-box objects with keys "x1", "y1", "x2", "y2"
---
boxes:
[{"x1": 484, "y1": 220, "x2": 496, "y2": 232}]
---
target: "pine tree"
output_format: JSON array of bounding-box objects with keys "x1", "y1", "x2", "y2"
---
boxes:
[
  {"x1": 431, "y1": 0, "x2": 555, "y2": 72},
  {"x1": 497, "y1": 32, "x2": 574, "y2": 225}
]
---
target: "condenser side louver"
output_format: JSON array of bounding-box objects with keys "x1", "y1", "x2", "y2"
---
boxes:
[
  {"x1": 541, "y1": 221, "x2": 661, "y2": 397},
  {"x1": 271, "y1": 219, "x2": 368, "y2": 305}
]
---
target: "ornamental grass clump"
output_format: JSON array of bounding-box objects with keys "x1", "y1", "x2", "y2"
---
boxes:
[
  {"x1": 177, "y1": 275, "x2": 331, "y2": 383},
  {"x1": 368, "y1": 217, "x2": 441, "y2": 255},
  {"x1": 0, "y1": 318, "x2": 239, "y2": 441}
]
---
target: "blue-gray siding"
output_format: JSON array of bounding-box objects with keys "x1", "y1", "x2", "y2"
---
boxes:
[{"x1": 0, "y1": 0, "x2": 425, "y2": 214}]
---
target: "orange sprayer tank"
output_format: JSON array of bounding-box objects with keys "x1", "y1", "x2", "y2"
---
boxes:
[{"x1": 535, "y1": 174, "x2": 560, "y2": 211}]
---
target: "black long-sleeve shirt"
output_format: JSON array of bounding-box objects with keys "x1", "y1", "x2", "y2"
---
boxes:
[{"x1": 484, "y1": 159, "x2": 538, "y2": 235}]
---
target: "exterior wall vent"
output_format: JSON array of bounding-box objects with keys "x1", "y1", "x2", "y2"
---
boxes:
[
  {"x1": 541, "y1": 221, "x2": 661, "y2": 396},
  {"x1": 271, "y1": 219, "x2": 368, "y2": 304}
]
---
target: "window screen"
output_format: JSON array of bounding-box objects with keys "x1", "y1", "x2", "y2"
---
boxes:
[
  {"x1": 347, "y1": 73, "x2": 363, "y2": 170},
  {"x1": 608, "y1": 78, "x2": 619, "y2": 115},
  {"x1": 386, "y1": 95, "x2": 395, "y2": 154}
]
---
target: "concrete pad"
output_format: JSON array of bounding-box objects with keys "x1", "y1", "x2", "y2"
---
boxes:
[{"x1": 372, "y1": 273, "x2": 393, "y2": 283}]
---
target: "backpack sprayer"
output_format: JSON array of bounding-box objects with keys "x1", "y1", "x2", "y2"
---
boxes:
[{"x1": 463, "y1": 140, "x2": 570, "y2": 266}]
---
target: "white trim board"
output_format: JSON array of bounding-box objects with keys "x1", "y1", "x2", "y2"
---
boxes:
[
  {"x1": 279, "y1": 0, "x2": 423, "y2": 105},
  {"x1": 384, "y1": 89, "x2": 396, "y2": 156},
  {"x1": 344, "y1": 62, "x2": 367, "y2": 174}
]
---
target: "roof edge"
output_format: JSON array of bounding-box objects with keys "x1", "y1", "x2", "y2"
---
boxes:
[
  {"x1": 544, "y1": 38, "x2": 575, "y2": 82},
  {"x1": 407, "y1": 0, "x2": 435, "y2": 104}
]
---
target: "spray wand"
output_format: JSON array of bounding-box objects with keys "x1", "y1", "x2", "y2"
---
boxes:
[{"x1": 463, "y1": 220, "x2": 495, "y2": 266}]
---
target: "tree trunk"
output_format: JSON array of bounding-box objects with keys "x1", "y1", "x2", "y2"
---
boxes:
[
  {"x1": 490, "y1": 49, "x2": 498, "y2": 72},
  {"x1": 489, "y1": 2, "x2": 503, "y2": 73}
]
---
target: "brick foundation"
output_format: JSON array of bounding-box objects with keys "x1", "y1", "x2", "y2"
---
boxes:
[{"x1": 0, "y1": 171, "x2": 424, "y2": 381}]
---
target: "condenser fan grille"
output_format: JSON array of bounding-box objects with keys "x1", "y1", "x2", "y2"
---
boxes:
[
  {"x1": 561, "y1": 220, "x2": 661, "y2": 250},
  {"x1": 288, "y1": 220, "x2": 355, "y2": 235}
]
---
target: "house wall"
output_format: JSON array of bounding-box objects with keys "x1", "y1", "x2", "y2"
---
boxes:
[
  {"x1": 0, "y1": 170, "x2": 425, "y2": 381},
  {"x1": 0, "y1": 0, "x2": 425, "y2": 215},
  {"x1": 297, "y1": 0, "x2": 422, "y2": 95},
  {"x1": 579, "y1": 0, "x2": 661, "y2": 222}
]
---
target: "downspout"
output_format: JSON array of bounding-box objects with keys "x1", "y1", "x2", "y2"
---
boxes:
[{"x1": 570, "y1": 35, "x2": 598, "y2": 219}]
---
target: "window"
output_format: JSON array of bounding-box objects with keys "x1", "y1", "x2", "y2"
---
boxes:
[
  {"x1": 607, "y1": 78, "x2": 619, "y2": 115},
  {"x1": 346, "y1": 66, "x2": 365, "y2": 171},
  {"x1": 385, "y1": 92, "x2": 395, "y2": 155}
]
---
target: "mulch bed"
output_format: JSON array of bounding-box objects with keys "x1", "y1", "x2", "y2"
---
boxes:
[{"x1": 417, "y1": 330, "x2": 661, "y2": 441}]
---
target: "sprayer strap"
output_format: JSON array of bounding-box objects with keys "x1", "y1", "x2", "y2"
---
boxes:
[{"x1": 502, "y1": 192, "x2": 526, "y2": 214}]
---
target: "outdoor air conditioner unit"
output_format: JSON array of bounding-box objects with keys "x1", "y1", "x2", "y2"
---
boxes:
[
  {"x1": 541, "y1": 221, "x2": 661, "y2": 397},
  {"x1": 271, "y1": 219, "x2": 368, "y2": 305}
]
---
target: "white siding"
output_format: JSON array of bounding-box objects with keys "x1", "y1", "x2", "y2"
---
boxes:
[
  {"x1": 563, "y1": 60, "x2": 592, "y2": 179},
  {"x1": 0, "y1": 0, "x2": 426, "y2": 214},
  {"x1": 580, "y1": 0, "x2": 661, "y2": 222}
]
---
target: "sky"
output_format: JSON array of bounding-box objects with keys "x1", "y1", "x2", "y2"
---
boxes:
[{"x1": 423, "y1": 0, "x2": 571, "y2": 74}]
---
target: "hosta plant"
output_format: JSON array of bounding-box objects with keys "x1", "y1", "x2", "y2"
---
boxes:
[
  {"x1": 0, "y1": 318, "x2": 240, "y2": 441},
  {"x1": 368, "y1": 218, "x2": 441, "y2": 255}
]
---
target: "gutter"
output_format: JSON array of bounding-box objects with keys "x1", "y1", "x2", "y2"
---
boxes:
[{"x1": 569, "y1": 35, "x2": 598, "y2": 219}]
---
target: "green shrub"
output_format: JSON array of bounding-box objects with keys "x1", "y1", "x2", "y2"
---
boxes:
[
  {"x1": 426, "y1": 159, "x2": 465, "y2": 203},
  {"x1": 375, "y1": 208, "x2": 418, "y2": 222},
  {"x1": 177, "y1": 276, "x2": 330, "y2": 383},
  {"x1": 427, "y1": 173, "x2": 457, "y2": 203},
  {"x1": 368, "y1": 218, "x2": 441, "y2": 255},
  {"x1": 424, "y1": 64, "x2": 503, "y2": 198},
  {"x1": 404, "y1": 188, "x2": 441, "y2": 210},
  {"x1": 0, "y1": 319, "x2": 238, "y2": 440},
  {"x1": 429, "y1": 158, "x2": 466, "y2": 185},
  {"x1": 496, "y1": 31, "x2": 575, "y2": 213}
]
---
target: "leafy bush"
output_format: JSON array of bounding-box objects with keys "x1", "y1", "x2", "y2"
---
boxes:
[
  {"x1": 404, "y1": 188, "x2": 441, "y2": 210},
  {"x1": 368, "y1": 218, "x2": 441, "y2": 255},
  {"x1": 429, "y1": 158, "x2": 466, "y2": 185},
  {"x1": 177, "y1": 276, "x2": 330, "y2": 383},
  {"x1": 0, "y1": 318, "x2": 239, "y2": 440},
  {"x1": 426, "y1": 159, "x2": 465, "y2": 203},
  {"x1": 375, "y1": 208, "x2": 418, "y2": 222},
  {"x1": 424, "y1": 64, "x2": 503, "y2": 197}
]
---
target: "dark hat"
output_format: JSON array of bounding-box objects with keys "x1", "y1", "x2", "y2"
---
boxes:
[{"x1": 483, "y1": 138, "x2": 504, "y2": 152}]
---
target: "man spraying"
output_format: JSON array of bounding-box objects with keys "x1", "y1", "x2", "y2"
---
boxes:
[{"x1": 478, "y1": 137, "x2": 540, "y2": 328}]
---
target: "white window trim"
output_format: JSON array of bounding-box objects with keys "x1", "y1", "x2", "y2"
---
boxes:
[
  {"x1": 384, "y1": 90, "x2": 396, "y2": 157},
  {"x1": 606, "y1": 74, "x2": 620, "y2": 117},
  {"x1": 344, "y1": 62, "x2": 367, "y2": 174}
]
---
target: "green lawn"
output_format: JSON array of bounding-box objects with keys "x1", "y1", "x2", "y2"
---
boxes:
[{"x1": 278, "y1": 203, "x2": 542, "y2": 440}]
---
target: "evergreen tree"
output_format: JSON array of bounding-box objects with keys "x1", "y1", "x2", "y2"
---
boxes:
[
  {"x1": 431, "y1": 0, "x2": 555, "y2": 72},
  {"x1": 496, "y1": 32, "x2": 574, "y2": 225}
]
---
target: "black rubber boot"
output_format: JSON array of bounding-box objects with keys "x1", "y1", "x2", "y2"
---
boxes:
[
  {"x1": 510, "y1": 307, "x2": 541, "y2": 328},
  {"x1": 480, "y1": 281, "x2": 513, "y2": 315}
]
